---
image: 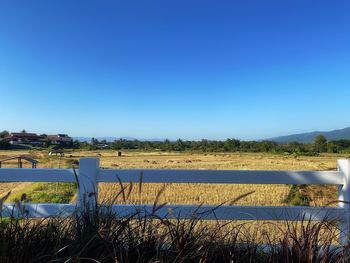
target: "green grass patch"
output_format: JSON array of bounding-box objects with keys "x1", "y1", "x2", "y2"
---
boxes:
[
  {"x1": 284, "y1": 185, "x2": 311, "y2": 206},
  {"x1": 7, "y1": 183, "x2": 76, "y2": 203}
]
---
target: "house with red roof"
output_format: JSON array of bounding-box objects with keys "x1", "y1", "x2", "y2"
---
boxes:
[{"x1": 4, "y1": 132, "x2": 43, "y2": 146}]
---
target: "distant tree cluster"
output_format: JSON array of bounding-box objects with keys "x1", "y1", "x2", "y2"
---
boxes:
[
  {"x1": 81, "y1": 135, "x2": 350, "y2": 155},
  {"x1": 0, "y1": 130, "x2": 10, "y2": 149},
  {"x1": 1, "y1": 129, "x2": 350, "y2": 154},
  {"x1": 0, "y1": 130, "x2": 9, "y2": 139}
]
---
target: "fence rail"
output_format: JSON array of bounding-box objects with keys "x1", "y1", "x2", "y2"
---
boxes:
[{"x1": 0, "y1": 158, "x2": 350, "y2": 244}]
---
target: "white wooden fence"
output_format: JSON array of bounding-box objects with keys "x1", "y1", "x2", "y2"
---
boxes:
[{"x1": 0, "y1": 158, "x2": 350, "y2": 244}]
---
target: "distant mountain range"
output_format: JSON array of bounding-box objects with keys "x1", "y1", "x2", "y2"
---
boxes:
[
  {"x1": 267, "y1": 127, "x2": 350, "y2": 143},
  {"x1": 73, "y1": 127, "x2": 350, "y2": 144},
  {"x1": 74, "y1": 136, "x2": 133, "y2": 142},
  {"x1": 73, "y1": 136, "x2": 165, "y2": 142}
]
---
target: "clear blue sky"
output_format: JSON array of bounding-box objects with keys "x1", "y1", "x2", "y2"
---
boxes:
[{"x1": 1, "y1": 1, "x2": 349, "y2": 140}]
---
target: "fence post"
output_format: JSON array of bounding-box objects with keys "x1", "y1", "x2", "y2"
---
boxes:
[
  {"x1": 77, "y1": 158, "x2": 99, "y2": 211},
  {"x1": 338, "y1": 159, "x2": 350, "y2": 245}
]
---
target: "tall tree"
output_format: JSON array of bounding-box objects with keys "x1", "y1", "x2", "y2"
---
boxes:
[
  {"x1": 91, "y1": 137, "x2": 99, "y2": 145},
  {"x1": 0, "y1": 130, "x2": 9, "y2": 138},
  {"x1": 314, "y1": 135, "x2": 327, "y2": 152}
]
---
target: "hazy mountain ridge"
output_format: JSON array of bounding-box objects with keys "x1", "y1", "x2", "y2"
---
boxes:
[
  {"x1": 267, "y1": 127, "x2": 350, "y2": 143},
  {"x1": 73, "y1": 137, "x2": 165, "y2": 142},
  {"x1": 73, "y1": 127, "x2": 350, "y2": 144}
]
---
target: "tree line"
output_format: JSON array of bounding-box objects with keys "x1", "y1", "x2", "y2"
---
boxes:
[
  {"x1": 89, "y1": 135, "x2": 350, "y2": 155},
  {"x1": 1, "y1": 130, "x2": 350, "y2": 154}
]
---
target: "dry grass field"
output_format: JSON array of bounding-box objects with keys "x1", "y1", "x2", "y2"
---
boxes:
[
  {"x1": 0, "y1": 149, "x2": 347, "y2": 207},
  {"x1": 1, "y1": 149, "x2": 347, "y2": 244}
]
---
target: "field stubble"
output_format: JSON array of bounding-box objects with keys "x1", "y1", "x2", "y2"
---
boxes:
[
  {"x1": 0, "y1": 150, "x2": 346, "y2": 244},
  {"x1": 0, "y1": 150, "x2": 345, "y2": 207}
]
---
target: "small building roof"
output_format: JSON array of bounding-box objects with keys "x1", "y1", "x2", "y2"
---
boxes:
[{"x1": 10, "y1": 132, "x2": 39, "y2": 138}]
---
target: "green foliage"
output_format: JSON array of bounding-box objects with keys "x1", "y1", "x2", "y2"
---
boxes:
[
  {"x1": 0, "y1": 130, "x2": 9, "y2": 138},
  {"x1": 90, "y1": 137, "x2": 98, "y2": 146},
  {"x1": 327, "y1": 139, "x2": 350, "y2": 153},
  {"x1": 0, "y1": 140, "x2": 10, "y2": 150},
  {"x1": 106, "y1": 138, "x2": 350, "y2": 155},
  {"x1": 8, "y1": 183, "x2": 76, "y2": 203},
  {"x1": 0, "y1": 130, "x2": 10, "y2": 149},
  {"x1": 314, "y1": 135, "x2": 327, "y2": 152},
  {"x1": 284, "y1": 185, "x2": 311, "y2": 206},
  {"x1": 74, "y1": 140, "x2": 90, "y2": 149},
  {"x1": 3, "y1": 131, "x2": 350, "y2": 154}
]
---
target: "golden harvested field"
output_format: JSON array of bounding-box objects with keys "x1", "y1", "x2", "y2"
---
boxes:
[{"x1": 0, "y1": 149, "x2": 347, "y2": 207}]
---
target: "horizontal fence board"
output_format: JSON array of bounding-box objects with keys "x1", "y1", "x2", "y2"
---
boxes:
[
  {"x1": 0, "y1": 168, "x2": 343, "y2": 185},
  {"x1": 98, "y1": 169, "x2": 343, "y2": 185},
  {"x1": 1, "y1": 203, "x2": 76, "y2": 218},
  {"x1": 1, "y1": 203, "x2": 345, "y2": 221},
  {"x1": 110, "y1": 204, "x2": 346, "y2": 221},
  {"x1": 0, "y1": 168, "x2": 76, "y2": 182}
]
